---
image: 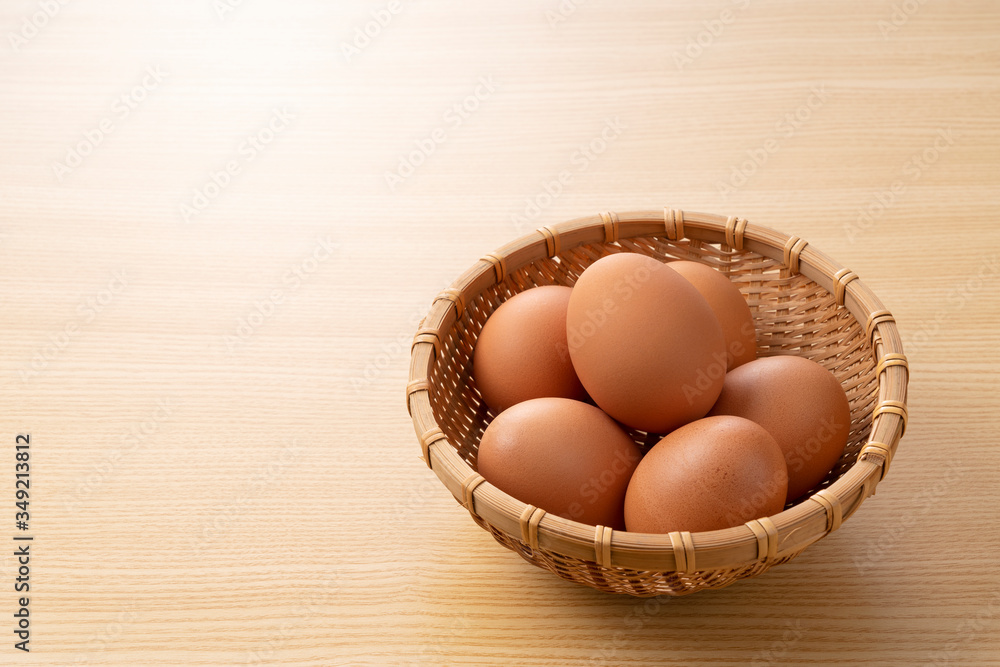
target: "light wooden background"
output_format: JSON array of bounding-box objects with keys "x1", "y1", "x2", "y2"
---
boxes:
[{"x1": 2, "y1": 0, "x2": 999, "y2": 665}]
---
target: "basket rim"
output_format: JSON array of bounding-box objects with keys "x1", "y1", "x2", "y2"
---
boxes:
[{"x1": 407, "y1": 208, "x2": 908, "y2": 573}]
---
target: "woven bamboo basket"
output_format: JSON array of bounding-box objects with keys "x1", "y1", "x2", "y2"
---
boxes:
[{"x1": 406, "y1": 209, "x2": 908, "y2": 597}]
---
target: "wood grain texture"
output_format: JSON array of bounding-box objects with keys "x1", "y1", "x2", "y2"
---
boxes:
[{"x1": 1, "y1": 0, "x2": 998, "y2": 664}]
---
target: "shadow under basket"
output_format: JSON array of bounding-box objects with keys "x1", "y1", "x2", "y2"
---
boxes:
[{"x1": 406, "y1": 209, "x2": 908, "y2": 597}]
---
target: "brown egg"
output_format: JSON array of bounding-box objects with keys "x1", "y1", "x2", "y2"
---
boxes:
[
  {"x1": 566, "y1": 253, "x2": 726, "y2": 433},
  {"x1": 624, "y1": 416, "x2": 787, "y2": 534},
  {"x1": 667, "y1": 260, "x2": 757, "y2": 370},
  {"x1": 708, "y1": 355, "x2": 852, "y2": 502},
  {"x1": 477, "y1": 397, "x2": 642, "y2": 529},
  {"x1": 473, "y1": 286, "x2": 586, "y2": 413}
]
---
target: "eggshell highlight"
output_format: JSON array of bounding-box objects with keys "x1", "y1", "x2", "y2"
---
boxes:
[
  {"x1": 473, "y1": 286, "x2": 586, "y2": 413},
  {"x1": 708, "y1": 355, "x2": 852, "y2": 502},
  {"x1": 668, "y1": 260, "x2": 757, "y2": 370},
  {"x1": 477, "y1": 397, "x2": 642, "y2": 530},
  {"x1": 566, "y1": 253, "x2": 726, "y2": 433},
  {"x1": 624, "y1": 416, "x2": 788, "y2": 534}
]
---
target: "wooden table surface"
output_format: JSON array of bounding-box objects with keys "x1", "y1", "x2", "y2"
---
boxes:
[{"x1": 2, "y1": 0, "x2": 999, "y2": 664}]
